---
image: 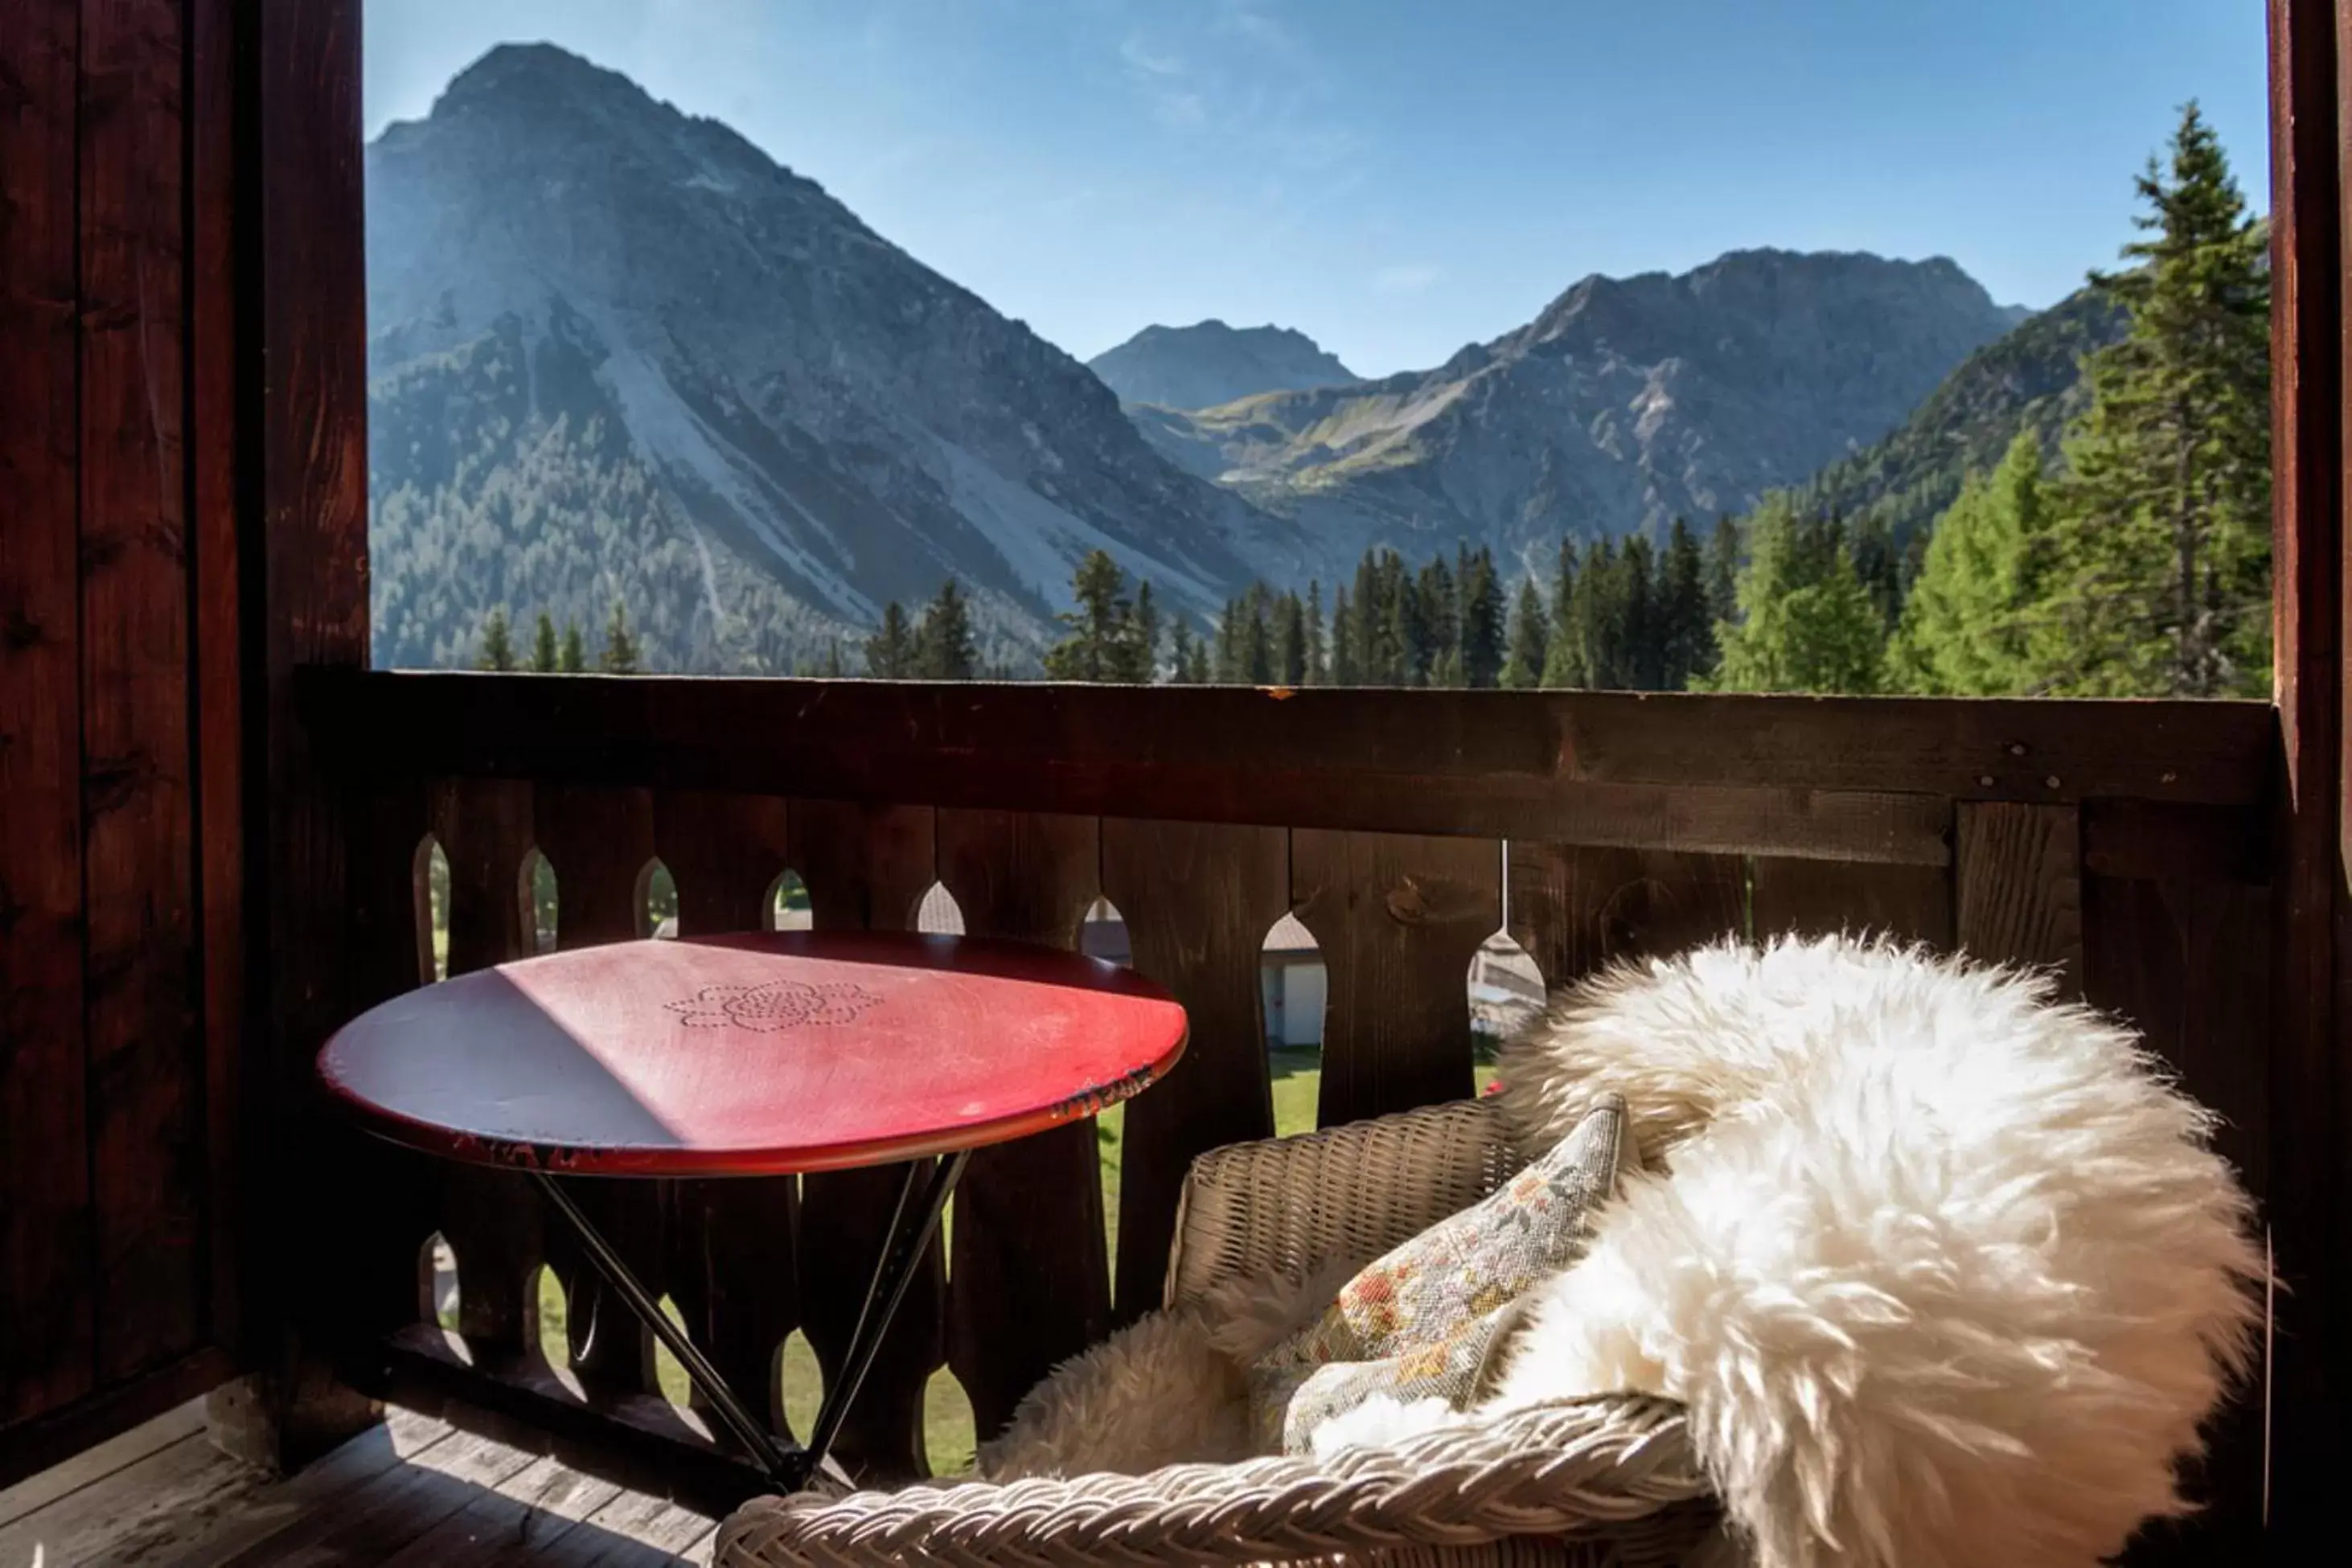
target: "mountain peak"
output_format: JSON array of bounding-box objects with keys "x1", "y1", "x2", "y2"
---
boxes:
[
  {"x1": 1090, "y1": 321, "x2": 1357, "y2": 409},
  {"x1": 437, "y1": 42, "x2": 646, "y2": 115}
]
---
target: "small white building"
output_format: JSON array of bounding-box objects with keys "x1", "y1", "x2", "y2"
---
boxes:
[{"x1": 1260, "y1": 913, "x2": 1327, "y2": 1049}]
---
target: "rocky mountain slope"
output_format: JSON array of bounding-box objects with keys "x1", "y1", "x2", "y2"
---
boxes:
[
  {"x1": 366, "y1": 43, "x2": 1301, "y2": 671},
  {"x1": 1777, "y1": 281, "x2": 2127, "y2": 547},
  {"x1": 1088, "y1": 321, "x2": 1357, "y2": 411},
  {"x1": 1135, "y1": 249, "x2": 2023, "y2": 573}
]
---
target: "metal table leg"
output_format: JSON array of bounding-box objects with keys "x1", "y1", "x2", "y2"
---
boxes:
[{"x1": 531, "y1": 1151, "x2": 969, "y2": 1494}]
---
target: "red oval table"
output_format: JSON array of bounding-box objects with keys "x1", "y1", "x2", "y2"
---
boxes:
[{"x1": 318, "y1": 930, "x2": 1189, "y2": 1492}]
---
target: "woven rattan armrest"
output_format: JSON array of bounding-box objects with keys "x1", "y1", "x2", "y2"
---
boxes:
[{"x1": 715, "y1": 1397, "x2": 1716, "y2": 1567}]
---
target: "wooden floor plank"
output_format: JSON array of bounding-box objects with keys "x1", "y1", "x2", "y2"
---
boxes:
[
  {"x1": 555, "y1": 1491, "x2": 721, "y2": 1568},
  {"x1": 376, "y1": 1453, "x2": 622, "y2": 1567},
  {"x1": 154, "y1": 1410, "x2": 453, "y2": 1567},
  {"x1": 0, "y1": 1399, "x2": 206, "y2": 1529},
  {"x1": 0, "y1": 1431, "x2": 261, "y2": 1567},
  {"x1": 6, "y1": 1402, "x2": 723, "y2": 1568},
  {"x1": 215, "y1": 1426, "x2": 538, "y2": 1567}
]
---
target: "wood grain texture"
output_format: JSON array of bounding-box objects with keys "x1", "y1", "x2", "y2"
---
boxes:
[
  {"x1": 302, "y1": 671, "x2": 2277, "y2": 815},
  {"x1": 2082, "y1": 801, "x2": 2269, "y2": 885},
  {"x1": 80, "y1": 0, "x2": 202, "y2": 1386},
  {"x1": 1508, "y1": 844, "x2": 1747, "y2": 990},
  {"x1": 530, "y1": 785, "x2": 671, "y2": 1402},
  {"x1": 0, "y1": 0, "x2": 94, "y2": 1426},
  {"x1": 375, "y1": 1451, "x2": 623, "y2": 1568},
  {"x1": 432, "y1": 780, "x2": 546, "y2": 1367},
  {"x1": 190, "y1": 0, "x2": 244, "y2": 1373},
  {"x1": 214, "y1": 1423, "x2": 540, "y2": 1567},
  {"x1": 936, "y1": 809, "x2": 1106, "y2": 1442},
  {"x1": 787, "y1": 801, "x2": 942, "y2": 1480},
  {"x1": 1293, "y1": 831, "x2": 1500, "y2": 1126},
  {"x1": 2086, "y1": 874, "x2": 2272, "y2": 1562},
  {"x1": 2265, "y1": 0, "x2": 2350, "y2": 1532},
  {"x1": 654, "y1": 791, "x2": 800, "y2": 1442},
  {"x1": 254, "y1": 0, "x2": 378, "y2": 1464},
  {"x1": 331, "y1": 782, "x2": 441, "y2": 1351},
  {"x1": 1751, "y1": 858, "x2": 1954, "y2": 949},
  {"x1": 0, "y1": 1347, "x2": 232, "y2": 1495},
  {"x1": 1955, "y1": 802, "x2": 2083, "y2": 991},
  {"x1": 1100, "y1": 819, "x2": 1289, "y2": 1323}
]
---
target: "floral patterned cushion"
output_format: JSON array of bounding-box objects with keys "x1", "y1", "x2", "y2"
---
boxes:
[{"x1": 1247, "y1": 1093, "x2": 1629, "y2": 1455}]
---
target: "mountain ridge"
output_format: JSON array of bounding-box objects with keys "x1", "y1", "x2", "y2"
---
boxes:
[
  {"x1": 1133, "y1": 246, "x2": 2022, "y2": 571},
  {"x1": 1088, "y1": 320, "x2": 1358, "y2": 411},
  {"x1": 367, "y1": 42, "x2": 2044, "y2": 671},
  {"x1": 367, "y1": 41, "x2": 1303, "y2": 671}
]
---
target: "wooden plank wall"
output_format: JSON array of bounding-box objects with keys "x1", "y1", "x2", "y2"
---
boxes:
[{"x1": 0, "y1": 0, "x2": 244, "y2": 1485}]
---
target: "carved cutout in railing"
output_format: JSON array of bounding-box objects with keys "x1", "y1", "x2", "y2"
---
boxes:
[
  {"x1": 429, "y1": 778, "x2": 544, "y2": 1368},
  {"x1": 937, "y1": 809, "x2": 1106, "y2": 1441},
  {"x1": 659, "y1": 790, "x2": 804, "y2": 1439},
  {"x1": 1292, "y1": 831, "x2": 1501, "y2": 1126},
  {"x1": 655, "y1": 790, "x2": 798, "y2": 1443},
  {"x1": 1102, "y1": 819, "x2": 1288, "y2": 1324},
  {"x1": 790, "y1": 800, "x2": 943, "y2": 1481},
  {"x1": 532, "y1": 783, "x2": 673, "y2": 1412}
]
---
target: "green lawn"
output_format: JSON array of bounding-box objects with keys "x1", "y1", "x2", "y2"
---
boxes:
[{"x1": 455, "y1": 1041, "x2": 1496, "y2": 1480}]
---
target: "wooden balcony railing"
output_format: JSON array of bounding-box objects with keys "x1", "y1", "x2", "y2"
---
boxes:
[{"x1": 296, "y1": 671, "x2": 2276, "y2": 1533}]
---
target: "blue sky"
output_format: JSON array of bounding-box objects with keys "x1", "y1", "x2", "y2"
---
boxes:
[{"x1": 364, "y1": 0, "x2": 2271, "y2": 377}]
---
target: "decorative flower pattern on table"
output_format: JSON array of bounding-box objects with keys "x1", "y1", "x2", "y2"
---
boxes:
[{"x1": 665, "y1": 979, "x2": 883, "y2": 1031}]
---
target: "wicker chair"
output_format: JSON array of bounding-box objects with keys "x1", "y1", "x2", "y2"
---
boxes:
[{"x1": 718, "y1": 1099, "x2": 1726, "y2": 1566}]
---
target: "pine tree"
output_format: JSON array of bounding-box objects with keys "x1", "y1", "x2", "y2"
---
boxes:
[
  {"x1": 598, "y1": 601, "x2": 640, "y2": 674},
  {"x1": 1184, "y1": 630, "x2": 1212, "y2": 684},
  {"x1": 1619, "y1": 536, "x2": 1658, "y2": 689},
  {"x1": 1238, "y1": 586, "x2": 1273, "y2": 683},
  {"x1": 1657, "y1": 518, "x2": 1710, "y2": 690},
  {"x1": 1541, "y1": 540, "x2": 1582, "y2": 688},
  {"x1": 1566, "y1": 540, "x2": 1622, "y2": 689},
  {"x1": 913, "y1": 578, "x2": 977, "y2": 679},
  {"x1": 820, "y1": 641, "x2": 846, "y2": 678},
  {"x1": 1349, "y1": 552, "x2": 1385, "y2": 683},
  {"x1": 865, "y1": 601, "x2": 913, "y2": 678},
  {"x1": 1118, "y1": 580, "x2": 1159, "y2": 682},
  {"x1": 477, "y1": 607, "x2": 518, "y2": 672},
  {"x1": 1887, "y1": 430, "x2": 2052, "y2": 695},
  {"x1": 1502, "y1": 577, "x2": 1548, "y2": 688},
  {"x1": 1704, "y1": 515, "x2": 1742, "y2": 667},
  {"x1": 2038, "y1": 102, "x2": 2272, "y2": 696},
  {"x1": 1850, "y1": 515, "x2": 1904, "y2": 630},
  {"x1": 529, "y1": 611, "x2": 560, "y2": 673},
  {"x1": 1045, "y1": 551, "x2": 1133, "y2": 682},
  {"x1": 1459, "y1": 546, "x2": 1505, "y2": 688},
  {"x1": 1303, "y1": 581, "x2": 1328, "y2": 684},
  {"x1": 557, "y1": 621, "x2": 586, "y2": 673},
  {"x1": 1329, "y1": 585, "x2": 1358, "y2": 685},
  {"x1": 1415, "y1": 554, "x2": 1457, "y2": 687},
  {"x1": 1708, "y1": 497, "x2": 1886, "y2": 693},
  {"x1": 1271, "y1": 592, "x2": 1307, "y2": 685},
  {"x1": 1167, "y1": 618, "x2": 1201, "y2": 684}
]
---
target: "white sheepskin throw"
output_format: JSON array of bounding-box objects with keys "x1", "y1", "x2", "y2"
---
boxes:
[
  {"x1": 976, "y1": 936, "x2": 2260, "y2": 1568},
  {"x1": 979, "y1": 1262, "x2": 1352, "y2": 1483},
  {"x1": 1479, "y1": 935, "x2": 2264, "y2": 1568}
]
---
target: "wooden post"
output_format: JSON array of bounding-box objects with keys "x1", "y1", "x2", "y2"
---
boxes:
[
  {"x1": 2265, "y1": 0, "x2": 2349, "y2": 1533},
  {"x1": 234, "y1": 0, "x2": 381, "y2": 1467}
]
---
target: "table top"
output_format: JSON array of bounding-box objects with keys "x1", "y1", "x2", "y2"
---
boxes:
[{"x1": 316, "y1": 931, "x2": 1188, "y2": 1176}]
